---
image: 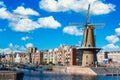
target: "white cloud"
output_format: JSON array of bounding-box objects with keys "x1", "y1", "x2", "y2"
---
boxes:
[
  {"x1": 39, "y1": 0, "x2": 115, "y2": 15},
  {"x1": 106, "y1": 35, "x2": 119, "y2": 44},
  {"x1": 103, "y1": 44, "x2": 119, "y2": 50},
  {"x1": 63, "y1": 26, "x2": 83, "y2": 36},
  {"x1": 0, "y1": 48, "x2": 12, "y2": 54},
  {"x1": 0, "y1": 43, "x2": 26, "y2": 54},
  {"x1": 13, "y1": 6, "x2": 39, "y2": 16},
  {"x1": 0, "y1": 7, "x2": 12, "y2": 19},
  {"x1": 26, "y1": 43, "x2": 34, "y2": 48},
  {"x1": 38, "y1": 16, "x2": 61, "y2": 29},
  {"x1": 21, "y1": 36, "x2": 29, "y2": 41},
  {"x1": 10, "y1": 16, "x2": 61, "y2": 32},
  {"x1": 0, "y1": 2, "x2": 61, "y2": 32},
  {"x1": 115, "y1": 27, "x2": 120, "y2": 36},
  {"x1": 91, "y1": 1, "x2": 115, "y2": 15},
  {"x1": 10, "y1": 18, "x2": 39, "y2": 32},
  {"x1": 0, "y1": 4, "x2": 39, "y2": 32},
  {"x1": 8, "y1": 43, "x2": 26, "y2": 51},
  {"x1": 19, "y1": 46, "x2": 26, "y2": 51}
]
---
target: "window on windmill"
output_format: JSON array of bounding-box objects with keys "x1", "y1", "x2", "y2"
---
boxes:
[
  {"x1": 86, "y1": 55, "x2": 88, "y2": 64},
  {"x1": 88, "y1": 44, "x2": 91, "y2": 47}
]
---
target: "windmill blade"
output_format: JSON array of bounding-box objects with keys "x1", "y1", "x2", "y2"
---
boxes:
[
  {"x1": 87, "y1": 24, "x2": 105, "y2": 27},
  {"x1": 69, "y1": 23, "x2": 84, "y2": 26},
  {"x1": 85, "y1": 4, "x2": 90, "y2": 25},
  {"x1": 80, "y1": 4, "x2": 91, "y2": 47},
  {"x1": 69, "y1": 4, "x2": 91, "y2": 27},
  {"x1": 80, "y1": 28, "x2": 85, "y2": 47}
]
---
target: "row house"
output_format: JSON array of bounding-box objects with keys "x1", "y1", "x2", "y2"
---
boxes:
[
  {"x1": 97, "y1": 51, "x2": 120, "y2": 64},
  {"x1": 97, "y1": 52, "x2": 108, "y2": 63},
  {"x1": 108, "y1": 51, "x2": 120, "y2": 64},
  {"x1": 32, "y1": 50, "x2": 43, "y2": 65},
  {"x1": 27, "y1": 47, "x2": 37, "y2": 63},
  {"x1": 14, "y1": 53, "x2": 28, "y2": 64},
  {"x1": 47, "y1": 49, "x2": 58, "y2": 64},
  {"x1": 42, "y1": 50, "x2": 48, "y2": 64},
  {"x1": 27, "y1": 47, "x2": 43, "y2": 65},
  {"x1": 0, "y1": 46, "x2": 83, "y2": 66},
  {"x1": 1, "y1": 52, "x2": 28, "y2": 64},
  {"x1": 4, "y1": 54, "x2": 14, "y2": 64},
  {"x1": 45, "y1": 45, "x2": 80, "y2": 66},
  {"x1": 0, "y1": 47, "x2": 44, "y2": 65},
  {"x1": 58, "y1": 45, "x2": 76, "y2": 66}
]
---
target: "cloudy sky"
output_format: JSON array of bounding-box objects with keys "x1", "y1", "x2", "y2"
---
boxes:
[{"x1": 0, "y1": 0, "x2": 120, "y2": 54}]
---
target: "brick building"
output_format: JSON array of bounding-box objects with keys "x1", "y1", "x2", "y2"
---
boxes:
[
  {"x1": 27, "y1": 47, "x2": 43, "y2": 65},
  {"x1": 57, "y1": 45, "x2": 76, "y2": 66},
  {"x1": 32, "y1": 50, "x2": 43, "y2": 65},
  {"x1": 44, "y1": 45, "x2": 82, "y2": 66}
]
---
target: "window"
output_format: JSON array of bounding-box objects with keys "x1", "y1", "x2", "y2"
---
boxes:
[
  {"x1": 86, "y1": 55, "x2": 88, "y2": 64},
  {"x1": 88, "y1": 44, "x2": 91, "y2": 47}
]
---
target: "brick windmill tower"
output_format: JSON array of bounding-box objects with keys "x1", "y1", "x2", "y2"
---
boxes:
[{"x1": 71, "y1": 4, "x2": 102, "y2": 67}]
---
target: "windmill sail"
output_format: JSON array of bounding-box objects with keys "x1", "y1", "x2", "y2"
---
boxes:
[
  {"x1": 85, "y1": 4, "x2": 90, "y2": 26},
  {"x1": 82, "y1": 4, "x2": 91, "y2": 47},
  {"x1": 69, "y1": 4, "x2": 103, "y2": 47}
]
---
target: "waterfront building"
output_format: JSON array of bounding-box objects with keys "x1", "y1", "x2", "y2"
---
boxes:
[
  {"x1": 47, "y1": 49, "x2": 58, "y2": 64},
  {"x1": 5, "y1": 54, "x2": 14, "y2": 64},
  {"x1": 47, "y1": 49, "x2": 52, "y2": 64},
  {"x1": 108, "y1": 51, "x2": 120, "y2": 64},
  {"x1": 1, "y1": 57, "x2": 6, "y2": 63},
  {"x1": 57, "y1": 48, "x2": 62, "y2": 65},
  {"x1": 20, "y1": 53, "x2": 29, "y2": 64},
  {"x1": 58, "y1": 45, "x2": 76, "y2": 66},
  {"x1": 27, "y1": 47, "x2": 44, "y2": 65},
  {"x1": 14, "y1": 53, "x2": 21, "y2": 63},
  {"x1": 45, "y1": 45, "x2": 81, "y2": 66},
  {"x1": 42, "y1": 50, "x2": 48, "y2": 64},
  {"x1": 97, "y1": 52, "x2": 108, "y2": 63},
  {"x1": 14, "y1": 53, "x2": 26, "y2": 63},
  {"x1": 27, "y1": 47, "x2": 37, "y2": 63},
  {"x1": 32, "y1": 50, "x2": 43, "y2": 65}
]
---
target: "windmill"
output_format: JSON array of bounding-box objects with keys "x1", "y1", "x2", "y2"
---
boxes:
[
  {"x1": 70, "y1": 4, "x2": 103, "y2": 47},
  {"x1": 70, "y1": 4, "x2": 102, "y2": 67}
]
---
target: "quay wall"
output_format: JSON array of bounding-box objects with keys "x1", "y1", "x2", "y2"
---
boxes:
[
  {"x1": 53, "y1": 66, "x2": 120, "y2": 76},
  {"x1": 0, "y1": 71, "x2": 24, "y2": 80},
  {"x1": 52, "y1": 66, "x2": 97, "y2": 75}
]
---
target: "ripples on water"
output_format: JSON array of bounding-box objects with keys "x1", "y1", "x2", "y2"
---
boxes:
[{"x1": 23, "y1": 71, "x2": 120, "y2": 80}]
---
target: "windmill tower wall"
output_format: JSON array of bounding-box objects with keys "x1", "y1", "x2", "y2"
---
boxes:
[
  {"x1": 82, "y1": 26, "x2": 97, "y2": 67},
  {"x1": 84, "y1": 27, "x2": 95, "y2": 47}
]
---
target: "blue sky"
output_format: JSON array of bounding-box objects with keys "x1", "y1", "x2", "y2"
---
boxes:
[{"x1": 0, "y1": 0, "x2": 120, "y2": 53}]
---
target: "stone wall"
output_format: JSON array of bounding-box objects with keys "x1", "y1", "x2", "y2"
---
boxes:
[
  {"x1": 0, "y1": 71, "x2": 24, "y2": 80},
  {"x1": 53, "y1": 66, "x2": 97, "y2": 75}
]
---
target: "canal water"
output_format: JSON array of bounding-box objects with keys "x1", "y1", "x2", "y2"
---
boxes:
[{"x1": 23, "y1": 71, "x2": 120, "y2": 80}]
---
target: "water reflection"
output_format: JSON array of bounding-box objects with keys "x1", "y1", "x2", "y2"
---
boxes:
[
  {"x1": 73, "y1": 75, "x2": 96, "y2": 80},
  {"x1": 23, "y1": 71, "x2": 120, "y2": 80}
]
